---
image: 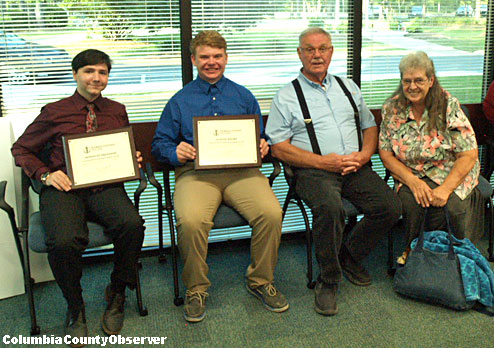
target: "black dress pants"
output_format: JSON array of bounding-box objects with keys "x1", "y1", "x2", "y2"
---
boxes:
[
  {"x1": 295, "y1": 165, "x2": 402, "y2": 284},
  {"x1": 40, "y1": 185, "x2": 145, "y2": 311},
  {"x1": 398, "y1": 177, "x2": 485, "y2": 245}
]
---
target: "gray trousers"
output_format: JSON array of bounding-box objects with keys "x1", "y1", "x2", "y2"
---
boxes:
[{"x1": 295, "y1": 165, "x2": 402, "y2": 284}]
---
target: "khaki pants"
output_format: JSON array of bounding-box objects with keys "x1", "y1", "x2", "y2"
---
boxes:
[{"x1": 174, "y1": 163, "x2": 282, "y2": 292}]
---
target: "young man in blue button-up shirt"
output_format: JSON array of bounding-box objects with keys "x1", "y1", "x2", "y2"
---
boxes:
[{"x1": 152, "y1": 30, "x2": 288, "y2": 322}]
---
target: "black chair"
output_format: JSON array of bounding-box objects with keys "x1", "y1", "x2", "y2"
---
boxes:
[
  {"x1": 0, "y1": 170, "x2": 148, "y2": 335},
  {"x1": 461, "y1": 104, "x2": 494, "y2": 261},
  {"x1": 146, "y1": 155, "x2": 281, "y2": 306},
  {"x1": 280, "y1": 162, "x2": 397, "y2": 289}
]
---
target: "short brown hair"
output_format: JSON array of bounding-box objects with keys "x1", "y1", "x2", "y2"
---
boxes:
[
  {"x1": 72, "y1": 49, "x2": 112, "y2": 73},
  {"x1": 190, "y1": 30, "x2": 227, "y2": 55}
]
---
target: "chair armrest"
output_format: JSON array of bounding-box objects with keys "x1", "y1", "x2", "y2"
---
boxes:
[
  {"x1": 0, "y1": 181, "x2": 18, "y2": 234},
  {"x1": 20, "y1": 171, "x2": 31, "y2": 232},
  {"x1": 0, "y1": 180, "x2": 25, "y2": 269},
  {"x1": 133, "y1": 168, "x2": 148, "y2": 210},
  {"x1": 145, "y1": 162, "x2": 161, "y2": 191},
  {"x1": 384, "y1": 168, "x2": 391, "y2": 183},
  {"x1": 280, "y1": 161, "x2": 296, "y2": 188},
  {"x1": 482, "y1": 138, "x2": 494, "y2": 181},
  {"x1": 144, "y1": 161, "x2": 175, "y2": 211},
  {"x1": 262, "y1": 152, "x2": 281, "y2": 187},
  {"x1": 158, "y1": 163, "x2": 175, "y2": 211}
]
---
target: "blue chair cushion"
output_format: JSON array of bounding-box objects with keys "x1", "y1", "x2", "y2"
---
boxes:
[
  {"x1": 212, "y1": 204, "x2": 248, "y2": 229},
  {"x1": 28, "y1": 212, "x2": 112, "y2": 253},
  {"x1": 343, "y1": 198, "x2": 360, "y2": 217}
]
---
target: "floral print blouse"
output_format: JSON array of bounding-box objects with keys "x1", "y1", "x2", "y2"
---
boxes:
[{"x1": 379, "y1": 93, "x2": 479, "y2": 200}]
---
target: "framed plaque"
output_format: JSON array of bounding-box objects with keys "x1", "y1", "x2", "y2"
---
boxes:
[
  {"x1": 193, "y1": 114, "x2": 261, "y2": 170},
  {"x1": 62, "y1": 127, "x2": 140, "y2": 189}
]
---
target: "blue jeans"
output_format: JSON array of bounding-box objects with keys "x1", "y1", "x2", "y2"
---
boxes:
[{"x1": 294, "y1": 165, "x2": 401, "y2": 284}]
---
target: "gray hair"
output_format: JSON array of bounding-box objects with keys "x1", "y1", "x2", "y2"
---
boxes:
[
  {"x1": 399, "y1": 51, "x2": 436, "y2": 79},
  {"x1": 299, "y1": 27, "x2": 332, "y2": 47},
  {"x1": 389, "y1": 51, "x2": 446, "y2": 132}
]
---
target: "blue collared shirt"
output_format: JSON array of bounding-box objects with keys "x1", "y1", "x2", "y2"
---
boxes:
[
  {"x1": 152, "y1": 76, "x2": 263, "y2": 166},
  {"x1": 266, "y1": 71, "x2": 375, "y2": 155}
]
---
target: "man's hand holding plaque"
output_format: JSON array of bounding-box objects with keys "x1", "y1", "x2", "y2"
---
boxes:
[
  {"x1": 177, "y1": 139, "x2": 268, "y2": 164},
  {"x1": 192, "y1": 114, "x2": 265, "y2": 170},
  {"x1": 63, "y1": 127, "x2": 141, "y2": 189}
]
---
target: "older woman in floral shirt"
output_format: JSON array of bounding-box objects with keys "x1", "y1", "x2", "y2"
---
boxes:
[{"x1": 379, "y1": 51, "x2": 483, "y2": 253}]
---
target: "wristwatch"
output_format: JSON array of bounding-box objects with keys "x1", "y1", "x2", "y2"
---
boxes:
[{"x1": 40, "y1": 172, "x2": 50, "y2": 185}]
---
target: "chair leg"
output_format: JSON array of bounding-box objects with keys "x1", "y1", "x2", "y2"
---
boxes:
[
  {"x1": 488, "y1": 198, "x2": 494, "y2": 262},
  {"x1": 134, "y1": 262, "x2": 148, "y2": 316},
  {"x1": 387, "y1": 229, "x2": 396, "y2": 277},
  {"x1": 167, "y1": 214, "x2": 183, "y2": 306},
  {"x1": 158, "y1": 197, "x2": 167, "y2": 264},
  {"x1": 22, "y1": 232, "x2": 40, "y2": 335},
  {"x1": 296, "y1": 199, "x2": 315, "y2": 289}
]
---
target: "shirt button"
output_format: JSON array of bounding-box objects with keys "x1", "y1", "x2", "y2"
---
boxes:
[{"x1": 212, "y1": 97, "x2": 216, "y2": 101}]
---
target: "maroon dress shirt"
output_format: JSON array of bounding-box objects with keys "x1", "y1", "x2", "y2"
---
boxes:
[{"x1": 11, "y1": 91, "x2": 129, "y2": 180}]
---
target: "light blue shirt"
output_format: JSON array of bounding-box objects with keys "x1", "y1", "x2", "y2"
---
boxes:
[
  {"x1": 152, "y1": 75, "x2": 262, "y2": 166},
  {"x1": 266, "y1": 72, "x2": 375, "y2": 155}
]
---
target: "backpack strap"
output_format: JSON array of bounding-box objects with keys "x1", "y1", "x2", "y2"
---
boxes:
[{"x1": 292, "y1": 79, "x2": 321, "y2": 155}]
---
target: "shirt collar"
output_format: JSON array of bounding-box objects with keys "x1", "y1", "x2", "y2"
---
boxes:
[
  {"x1": 196, "y1": 75, "x2": 226, "y2": 94},
  {"x1": 72, "y1": 90, "x2": 104, "y2": 111},
  {"x1": 405, "y1": 104, "x2": 430, "y2": 127},
  {"x1": 298, "y1": 69, "x2": 331, "y2": 89}
]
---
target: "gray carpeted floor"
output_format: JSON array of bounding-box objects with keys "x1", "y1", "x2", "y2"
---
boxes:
[{"x1": 0, "y1": 230, "x2": 493, "y2": 348}]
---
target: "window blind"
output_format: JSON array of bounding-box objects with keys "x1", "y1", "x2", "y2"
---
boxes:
[
  {"x1": 361, "y1": 1, "x2": 489, "y2": 108},
  {"x1": 0, "y1": 0, "x2": 181, "y2": 122},
  {"x1": 0, "y1": 0, "x2": 181, "y2": 247},
  {"x1": 190, "y1": 0, "x2": 353, "y2": 114},
  {"x1": 1, "y1": 0, "x2": 492, "y2": 248}
]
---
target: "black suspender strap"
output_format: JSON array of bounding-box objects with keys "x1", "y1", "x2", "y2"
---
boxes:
[
  {"x1": 291, "y1": 79, "x2": 322, "y2": 155},
  {"x1": 334, "y1": 75, "x2": 362, "y2": 151},
  {"x1": 292, "y1": 76, "x2": 363, "y2": 154}
]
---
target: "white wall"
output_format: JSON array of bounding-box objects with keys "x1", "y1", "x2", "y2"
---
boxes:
[
  {"x1": 0, "y1": 117, "x2": 25, "y2": 299},
  {"x1": 0, "y1": 114, "x2": 55, "y2": 300}
]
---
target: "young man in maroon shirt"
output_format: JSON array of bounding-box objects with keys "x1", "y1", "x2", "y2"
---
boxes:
[{"x1": 11, "y1": 49, "x2": 144, "y2": 346}]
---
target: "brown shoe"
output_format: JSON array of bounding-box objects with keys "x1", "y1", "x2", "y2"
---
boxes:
[
  {"x1": 65, "y1": 305, "x2": 88, "y2": 347},
  {"x1": 314, "y1": 279, "x2": 338, "y2": 316},
  {"x1": 184, "y1": 290, "x2": 208, "y2": 323},
  {"x1": 102, "y1": 284, "x2": 125, "y2": 335},
  {"x1": 340, "y1": 246, "x2": 372, "y2": 286}
]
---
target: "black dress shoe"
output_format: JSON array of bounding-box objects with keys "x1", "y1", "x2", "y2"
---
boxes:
[
  {"x1": 102, "y1": 284, "x2": 125, "y2": 335},
  {"x1": 65, "y1": 306, "x2": 88, "y2": 348},
  {"x1": 314, "y1": 280, "x2": 338, "y2": 316},
  {"x1": 340, "y1": 246, "x2": 372, "y2": 286}
]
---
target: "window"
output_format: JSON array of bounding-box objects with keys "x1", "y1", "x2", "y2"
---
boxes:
[
  {"x1": 1, "y1": 1, "x2": 492, "y2": 248},
  {"x1": 361, "y1": 1, "x2": 489, "y2": 108},
  {"x1": 0, "y1": 0, "x2": 181, "y2": 122},
  {"x1": 0, "y1": 0, "x2": 181, "y2": 247},
  {"x1": 190, "y1": 0, "x2": 352, "y2": 113}
]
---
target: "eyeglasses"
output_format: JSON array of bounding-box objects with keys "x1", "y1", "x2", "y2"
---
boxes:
[
  {"x1": 300, "y1": 46, "x2": 333, "y2": 56},
  {"x1": 402, "y1": 78, "x2": 428, "y2": 86}
]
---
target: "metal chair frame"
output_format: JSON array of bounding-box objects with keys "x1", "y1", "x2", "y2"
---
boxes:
[
  {"x1": 146, "y1": 156, "x2": 281, "y2": 306},
  {"x1": 0, "y1": 169, "x2": 148, "y2": 335}
]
